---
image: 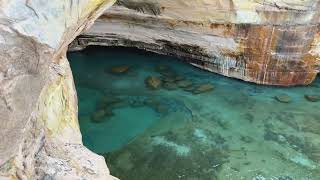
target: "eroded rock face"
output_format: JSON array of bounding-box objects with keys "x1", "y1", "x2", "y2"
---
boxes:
[
  {"x1": 0, "y1": 0, "x2": 117, "y2": 179},
  {"x1": 72, "y1": 0, "x2": 320, "y2": 86}
]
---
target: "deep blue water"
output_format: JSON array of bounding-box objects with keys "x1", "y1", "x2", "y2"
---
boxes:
[{"x1": 68, "y1": 46, "x2": 320, "y2": 180}]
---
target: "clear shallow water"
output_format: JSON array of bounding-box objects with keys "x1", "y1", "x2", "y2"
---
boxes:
[{"x1": 68, "y1": 46, "x2": 320, "y2": 180}]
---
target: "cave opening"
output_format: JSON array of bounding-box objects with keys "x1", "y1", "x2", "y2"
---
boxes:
[{"x1": 67, "y1": 46, "x2": 320, "y2": 179}]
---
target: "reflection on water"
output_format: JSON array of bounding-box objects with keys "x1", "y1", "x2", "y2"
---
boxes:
[{"x1": 68, "y1": 46, "x2": 320, "y2": 180}]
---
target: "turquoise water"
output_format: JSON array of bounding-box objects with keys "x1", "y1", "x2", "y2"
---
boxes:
[{"x1": 68, "y1": 46, "x2": 320, "y2": 180}]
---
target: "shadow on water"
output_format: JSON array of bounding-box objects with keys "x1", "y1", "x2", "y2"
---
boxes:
[{"x1": 68, "y1": 46, "x2": 320, "y2": 180}]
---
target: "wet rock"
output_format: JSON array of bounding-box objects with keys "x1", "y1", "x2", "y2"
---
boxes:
[
  {"x1": 177, "y1": 80, "x2": 193, "y2": 88},
  {"x1": 304, "y1": 94, "x2": 320, "y2": 102},
  {"x1": 110, "y1": 65, "x2": 130, "y2": 74},
  {"x1": 163, "y1": 82, "x2": 178, "y2": 90},
  {"x1": 145, "y1": 76, "x2": 162, "y2": 89},
  {"x1": 275, "y1": 94, "x2": 291, "y2": 103},
  {"x1": 193, "y1": 84, "x2": 214, "y2": 94}
]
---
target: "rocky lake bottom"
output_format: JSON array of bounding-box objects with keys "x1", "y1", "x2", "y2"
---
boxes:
[{"x1": 68, "y1": 46, "x2": 320, "y2": 180}]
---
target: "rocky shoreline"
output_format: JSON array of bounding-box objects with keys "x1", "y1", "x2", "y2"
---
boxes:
[{"x1": 71, "y1": 1, "x2": 320, "y2": 86}]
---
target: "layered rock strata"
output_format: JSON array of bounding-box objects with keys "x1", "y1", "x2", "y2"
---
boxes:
[
  {"x1": 0, "y1": 0, "x2": 117, "y2": 179},
  {"x1": 72, "y1": 0, "x2": 320, "y2": 86}
]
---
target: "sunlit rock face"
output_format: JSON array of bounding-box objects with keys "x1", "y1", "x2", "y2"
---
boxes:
[
  {"x1": 0, "y1": 0, "x2": 117, "y2": 179},
  {"x1": 73, "y1": 0, "x2": 320, "y2": 86}
]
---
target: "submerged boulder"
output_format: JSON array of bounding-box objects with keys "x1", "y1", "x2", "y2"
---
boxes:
[
  {"x1": 174, "y1": 75, "x2": 185, "y2": 81},
  {"x1": 91, "y1": 110, "x2": 106, "y2": 123},
  {"x1": 102, "y1": 96, "x2": 122, "y2": 105},
  {"x1": 177, "y1": 80, "x2": 193, "y2": 88},
  {"x1": 155, "y1": 64, "x2": 170, "y2": 72},
  {"x1": 183, "y1": 86, "x2": 195, "y2": 92},
  {"x1": 163, "y1": 82, "x2": 178, "y2": 90},
  {"x1": 193, "y1": 84, "x2": 214, "y2": 94},
  {"x1": 110, "y1": 65, "x2": 130, "y2": 74},
  {"x1": 275, "y1": 94, "x2": 291, "y2": 103},
  {"x1": 162, "y1": 77, "x2": 176, "y2": 83},
  {"x1": 304, "y1": 95, "x2": 320, "y2": 102},
  {"x1": 145, "y1": 76, "x2": 162, "y2": 89},
  {"x1": 91, "y1": 109, "x2": 114, "y2": 123}
]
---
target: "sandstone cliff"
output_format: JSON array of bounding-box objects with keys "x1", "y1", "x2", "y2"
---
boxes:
[
  {"x1": 0, "y1": 0, "x2": 117, "y2": 179},
  {"x1": 74, "y1": 0, "x2": 320, "y2": 86}
]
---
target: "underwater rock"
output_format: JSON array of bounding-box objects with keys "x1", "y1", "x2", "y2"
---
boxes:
[
  {"x1": 151, "y1": 136, "x2": 191, "y2": 157},
  {"x1": 110, "y1": 65, "x2": 130, "y2": 74},
  {"x1": 177, "y1": 80, "x2": 193, "y2": 88},
  {"x1": 275, "y1": 94, "x2": 291, "y2": 103},
  {"x1": 91, "y1": 109, "x2": 114, "y2": 123},
  {"x1": 240, "y1": 135, "x2": 254, "y2": 143},
  {"x1": 163, "y1": 82, "x2": 178, "y2": 90},
  {"x1": 182, "y1": 86, "x2": 195, "y2": 92},
  {"x1": 113, "y1": 151, "x2": 134, "y2": 171},
  {"x1": 289, "y1": 153, "x2": 317, "y2": 169},
  {"x1": 252, "y1": 175, "x2": 267, "y2": 180},
  {"x1": 130, "y1": 100, "x2": 145, "y2": 108},
  {"x1": 155, "y1": 65, "x2": 176, "y2": 77},
  {"x1": 160, "y1": 71, "x2": 176, "y2": 77},
  {"x1": 155, "y1": 64, "x2": 170, "y2": 72},
  {"x1": 174, "y1": 75, "x2": 185, "y2": 81},
  {"x1": 145, "y1": 76, "x2": 162, "y2": 89},
  {"x1": 192, "y1": 84, "x2": 214, "y2": 94},
  {"x1": 304, "y1": 95, "x2": 320, "y2": 102},
  {"x1": 302, "y1": 140, "x2": 320, "y2": 163},
  {"x1": 155, "y1": 104, "x2": 168, "y2": 114},
  {"x1": 278, "y1": 176, "x2": 293, "y2": 180},
  {"x1": 162, "y1": 77, "x2": 176, "y2": 83},
  {"x1": 216, "y1": 119, "x2": 230, "y2": 130},
  {"x1": 99, "y1": 96, "x2": 122, "y2": 108},
  {"x1": 91, "y1": 110, "x2": 106, "y2": 123}
]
